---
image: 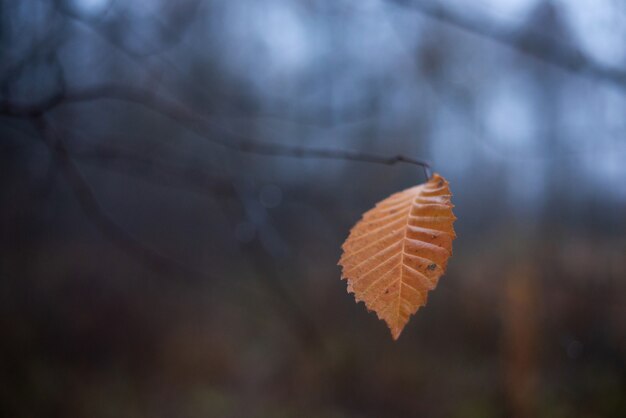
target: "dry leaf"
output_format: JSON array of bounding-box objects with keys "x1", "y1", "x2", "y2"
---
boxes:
[{"x1": 339, "y1": 173, "x2": 456, "y2": 340}]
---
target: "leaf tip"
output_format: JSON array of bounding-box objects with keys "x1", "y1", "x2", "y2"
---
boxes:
[{"x1": 389, "y1": 323, "x2": 404, "y2": 340}]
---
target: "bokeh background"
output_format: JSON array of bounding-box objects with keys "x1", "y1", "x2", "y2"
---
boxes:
[{"x1": 1, "y1": 0, "x2": 625, "y2": 417}]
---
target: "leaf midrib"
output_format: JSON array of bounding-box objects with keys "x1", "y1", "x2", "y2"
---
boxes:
[{"x1": 395, "y1": 191, "x2": 419, "y2": 329}]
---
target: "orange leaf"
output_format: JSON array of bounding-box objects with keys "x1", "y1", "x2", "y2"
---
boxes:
[{"x1": 338, "y1": 173, "x2": 456, "y2": 340}]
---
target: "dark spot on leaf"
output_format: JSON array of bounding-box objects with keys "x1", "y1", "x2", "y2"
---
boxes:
[{"x1": 427, "y1": 263, "x2": 437, "y2": 271}]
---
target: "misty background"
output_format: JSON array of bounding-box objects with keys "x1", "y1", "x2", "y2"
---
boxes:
[{"x1": 1, "y1": 0, "x2": 625, "y2": 417}]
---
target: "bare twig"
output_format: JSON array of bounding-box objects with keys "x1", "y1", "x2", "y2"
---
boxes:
[{"x1": 0, "y1": 83, "x2": 433, "y2": 179}]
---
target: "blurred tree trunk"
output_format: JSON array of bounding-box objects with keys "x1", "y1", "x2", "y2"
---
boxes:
[{"x1": 502, "y1": 261, "x2": 539, "y2": 418}]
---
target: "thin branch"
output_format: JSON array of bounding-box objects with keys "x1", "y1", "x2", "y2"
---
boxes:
[
  {"x1": 389, "y1": 0, "x2": 626, "y2": 91},
  {"x1": 0, "y1": 83, "x2": 432, "y2": 180}
]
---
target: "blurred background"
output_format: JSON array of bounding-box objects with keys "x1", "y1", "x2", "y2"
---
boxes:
[{"x1": 1, "y1": 0, "x2": 625, "y2": 417}]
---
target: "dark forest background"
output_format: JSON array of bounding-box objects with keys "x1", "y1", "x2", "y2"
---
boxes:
[{"x1": 1, "y1": 0, "x2": 625, "y2": 417}]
